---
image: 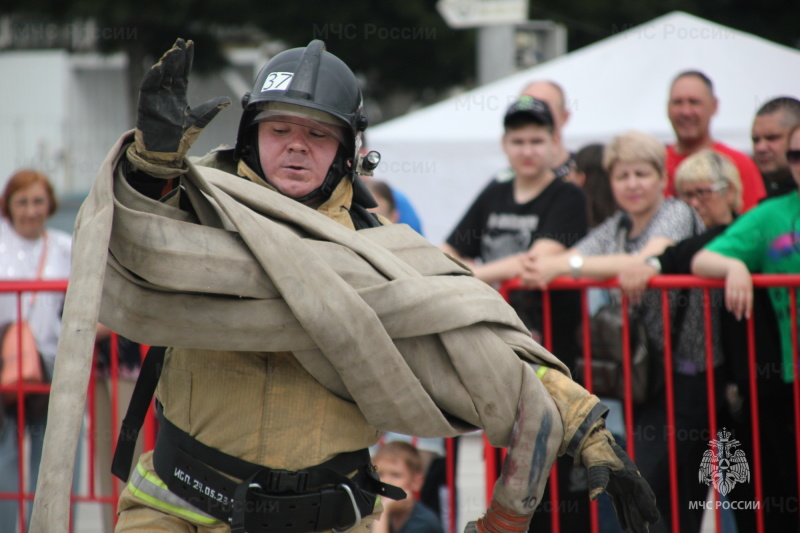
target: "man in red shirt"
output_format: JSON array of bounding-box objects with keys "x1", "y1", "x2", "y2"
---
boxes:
[{"x1": 666, "y1": 70, "x2": 765, "y2": 211}]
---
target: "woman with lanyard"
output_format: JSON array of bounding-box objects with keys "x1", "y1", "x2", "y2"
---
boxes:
[{"x1": 0, "y1": 169, "x2": 72, "y2": 529}]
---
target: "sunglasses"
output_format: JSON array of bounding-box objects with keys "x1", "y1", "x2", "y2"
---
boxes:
[{"x1": 787, "y1": 150, "x2": 800, "y2": 165}]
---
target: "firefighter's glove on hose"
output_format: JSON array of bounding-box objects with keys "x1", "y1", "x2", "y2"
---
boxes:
[
  {"x1": 464, "y1": 499, "x2": 532, "y2": 533},
  {"x1": 535, "y1": 365, "x2": 658, "y2": 532},
  {"x1": 580, "y1": 421, "x2": 660, "y2": 533},
  {"x1": 127, "y1": 38, "x2": 231, "y2": 179}
]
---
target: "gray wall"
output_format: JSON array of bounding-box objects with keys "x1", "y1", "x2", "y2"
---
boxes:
[{"x1": 0, "y1": 47, "x2": 266, "y2": 234}]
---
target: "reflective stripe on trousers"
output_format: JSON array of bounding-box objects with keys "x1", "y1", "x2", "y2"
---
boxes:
[
  {"x1": 118, "y1": 455, "x2": 382, "y2": 532},
  {"x1": 127, "y1": 460, "x2": 220, "y2": 526}
]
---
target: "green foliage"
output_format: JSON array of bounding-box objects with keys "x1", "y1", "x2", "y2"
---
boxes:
[
  {"x1": 0, "y1": 0, "x2": 474, "y2": 108},
  {"x1": 252, "y1": 1, "x2": 475, "y2": 103},
  {"x1": 65, "y1": 0, "x2": 234, "y2": 72},
  {"x1": 3, "y1": 0, "x2": 797, "y2": 118}
]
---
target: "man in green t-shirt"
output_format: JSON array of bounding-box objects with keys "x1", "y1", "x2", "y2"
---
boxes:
[
  {"x1": 693, "y1": 153, "x2": 800, "y2": 382},
  {"x1": 692, "y1": 124, "x2": 800, "y2": 531}
]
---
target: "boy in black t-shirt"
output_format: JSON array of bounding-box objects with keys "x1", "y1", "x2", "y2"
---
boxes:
[
  {"x1": 441, "y1": 96, "x2": 587, "y2": 366},
  {"x1": 441, "y1": 96, "x2": 590, "y2": 532}
]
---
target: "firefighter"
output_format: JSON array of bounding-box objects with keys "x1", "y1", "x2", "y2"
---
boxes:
[{"x1": 106, "y1": 39, "x2": 658, "y2": 533}]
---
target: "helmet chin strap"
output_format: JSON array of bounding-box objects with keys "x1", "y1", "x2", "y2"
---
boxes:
[{"x1": 292, "y1": 145, "x2": 350, "y2": 206}]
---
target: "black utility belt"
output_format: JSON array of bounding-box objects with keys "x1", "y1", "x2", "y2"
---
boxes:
[{"x1": 152, "y1": 405, "x2": 405, "y2": 533}]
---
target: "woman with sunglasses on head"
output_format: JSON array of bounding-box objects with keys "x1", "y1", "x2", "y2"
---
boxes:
[{"x1": 692, "y1": 126, "x2": 800, "y2": 531}]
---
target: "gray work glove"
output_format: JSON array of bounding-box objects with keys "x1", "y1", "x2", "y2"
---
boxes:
[
  {"x1": 127, "y1": 38, "x2": 231, "y2": 178},
  {"x1": 580, "y1": 423, "x2": 660, "y2": 532}
]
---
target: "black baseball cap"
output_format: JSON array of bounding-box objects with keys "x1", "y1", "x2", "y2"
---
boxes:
[{"x1": 503, "y1": 96, "x2": 555, "y2": 130}]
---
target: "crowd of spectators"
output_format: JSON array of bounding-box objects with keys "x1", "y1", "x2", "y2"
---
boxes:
[
  {"x1": 435, "y1": 72, "x2": 799, "y2": 532},
  {"x1": 3, "y1": 64, "x2": 799, "y2": 533}
]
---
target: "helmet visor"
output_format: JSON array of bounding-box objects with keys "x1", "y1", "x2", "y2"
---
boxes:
[{"x1": 251, "y1": 102, "x2": 348, "y2": 145}]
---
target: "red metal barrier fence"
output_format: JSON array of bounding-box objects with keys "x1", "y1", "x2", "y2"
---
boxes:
[
  {"x1": 2, "y1": 275, "x2": 798, "y2": 533},
  {"x1": 491, "y1": 274, "x2": 800, "y2": 533},
  {"x1": 0, "y1": 279, "x2": 157, "y2": 533}
]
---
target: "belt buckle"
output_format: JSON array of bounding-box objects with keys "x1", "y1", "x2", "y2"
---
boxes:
[
  {"x1": 227, "y1": 483, "x2": 265, "y2": 526},
  {"x1": 332, "y1": 484, "x2": 361, "y2": 533},
  {"x1": 266, "y1": 469, "x2": 309, "y2": 493}
]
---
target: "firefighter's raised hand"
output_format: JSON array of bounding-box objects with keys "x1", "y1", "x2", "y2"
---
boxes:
[{"x1": 127, "y1": 38, "x2": 231, "y2": 178}]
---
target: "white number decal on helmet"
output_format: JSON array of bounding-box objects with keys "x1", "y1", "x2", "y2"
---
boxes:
[{"x1": 261, "y1": 72, "x2": 294, "y2": 92}]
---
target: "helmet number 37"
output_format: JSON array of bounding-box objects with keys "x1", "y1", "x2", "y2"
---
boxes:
[{"x1": 262, "y1": 72, "x2": 294, "y2": 92}]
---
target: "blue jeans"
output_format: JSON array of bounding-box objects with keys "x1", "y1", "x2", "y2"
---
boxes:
[
  {"x1": 0, "y1": 408, "x2": 47, "y2": 531},
  {"x1": 0, "y1": 406, "x2": 81, "y2": 532}
]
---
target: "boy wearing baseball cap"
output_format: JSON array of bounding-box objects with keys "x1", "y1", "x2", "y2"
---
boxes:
[
  {"x1": 441, "y1": 96, "x2": 591, "y2": 530},
  {"x1": 441, "y1": 95, "x2": 586, "y2": 356}
]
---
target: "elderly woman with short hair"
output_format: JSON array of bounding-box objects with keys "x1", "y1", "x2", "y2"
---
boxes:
[{"x1": 0, "y1": 169, "x2": 73, "y2": 528}]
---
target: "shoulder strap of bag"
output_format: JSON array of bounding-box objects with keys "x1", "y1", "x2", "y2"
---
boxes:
[
  {"x1": 36, "y1": 232, "x2": 48, "y2": 279},
  {"x1": 611, "y1": 210, "x2": 695, "y2": 352},
  {"x1": 607, "y1": 221, "x2": 627, "y2": 306},
  {"x1": 24, "y1": 232, "x2": 48, "y2": 319}
]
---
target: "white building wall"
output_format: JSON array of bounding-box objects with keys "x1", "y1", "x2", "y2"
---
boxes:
[
  {"x1": 0, "y1": 50, "x2": 69, "y2": 193},
  {"x1": 65, "y1": 53, "x2": 130, "y2": 192},
  {"x1": 0, "y1": 47, "x2": 265, "y2": 201}
]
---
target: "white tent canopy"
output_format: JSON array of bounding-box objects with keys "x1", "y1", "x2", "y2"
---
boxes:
[{"x1": 369, "y1": 11, "x2": 800, "y2": 244}]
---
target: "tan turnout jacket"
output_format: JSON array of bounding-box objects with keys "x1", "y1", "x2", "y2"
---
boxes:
[{"x1": 31, "y1": 132, "x2": 568, "y2": 532}]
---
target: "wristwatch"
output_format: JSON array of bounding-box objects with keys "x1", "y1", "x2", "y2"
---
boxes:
[
  {"x1": 568, "y1": 254, "x2": 584, "y2": 279},
  {"x1": 645, "y1": 256, "x2": 662, "y2": 273}
]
